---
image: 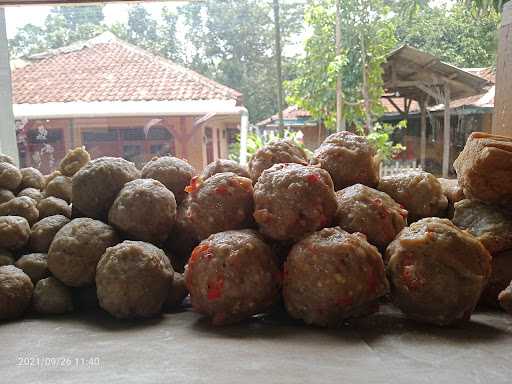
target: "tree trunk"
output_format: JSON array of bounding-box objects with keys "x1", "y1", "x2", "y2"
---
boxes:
[
  {"x1": 335, "y1": 0, "x2": 345, "y2": 131},
  {"x1": 273, "y1": 0, "x2": 284, "y2": 130}
]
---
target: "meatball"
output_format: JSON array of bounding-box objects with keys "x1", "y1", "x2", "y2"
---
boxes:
[
  {"x1": 335, "y1": 184, "x2": 408, "y2": 249},
  {"x1": 480, "y1": 250, "x2": 512, "y2": 307},
  {"x1": 141, "y1": 156, "x2": 195, "y2": 204},
  {"x1": 498, "y1": 281, "x2": 512, "y2": 314},
  {"x1": 0, "y1": 162, "x2": 22, "y2": 191},
  {"x1": 163, "y1": 272, "x2": 189, "y2": 310},
  {"x1": 15, "y1": 253, "x2": 49, "y2": 283},
  {"x1": 185, "y1": 230, "x2": 280, "y2": 325},
  {"x1": 37, "y1": 196, "x2": 71, "y2": 219},
  {"x1": 45, "y1": 175, "x2": 72, "y2": 203},
  {"x1": 18, "y1": 188, "x2": 43, "y2": 203},
  {"x1": 0, "y1": 249, "x2": 14, "y2": 266},
  {"x1": 96, "y1": 241, "x2": 173, "y2": 319},
  {"x1": 454, "y1": 132, "x2": 512, "y2": 205},
  {"x1": 438, "y1": 178, "x2": 465, "y2": 218},
  {"x1": 0, "y1": 216, "x2": 30, "y2": 250},
  {"x1": 0, "y1": 188, "x2": 15, "y2": 204},
  {"x1": 0, "y1": 196, "x2": 39, "y2": 225},
  {"x1": 29, "y1": 215, "x2": 70, "y2": 253},
  {"x1": 378, "y1": 171, "x2": 448, "y2": 220},
  {"x1": 0, "y1": 265, "x2": 33, "y2": 320},
  {"x1": 72, "y1": 157, "x2": 140, "y2": 219},
  {"x1": 48, "y1": 218, "x2": 119, "y2": 287},
  {"x1": 202, "y1": 159, "x2": 250, "y2": 180},
  {"x1": 386, "y1": 218, "x2": 491, "y2": 326},
  {"x1": 0, "y1": 154, "x2": 14, "y2": 165},
  {"x1": 44, "y1": 170, "x2": 61, "y2": 188},
  {"x1": 164, "y1": 215, "x2": 200, "y2": 273},
  {"x1": 310, "y1": 131, "x2": 379, "y2": 190},
  {"x1": 180, "y1": 172, "x2": 254, "y2": 241},
  {"x1": 452, "y1": 199, "x2": 512, "y2": 254},
  {"x1": 248, "y1": 139, "x2": 308, "y2": 183},
  {"x1": 108, "y1": 179, "x2": 176, "y2": 244},
  {"x1": 59, "y1": 146, "x2": 90, "y2": 177},
  {"x1": 253, "y1": 164, "x2": 337, "y2": 241},
  {"x1": 32, "y1": 277, "x2": 73, "y2": 315},
  {"x1": 19, "y1": 167, "x2": 44, "y2": 190},
  {"x1": 284, "y1": 227, "x2": 388, "y2": 327}
]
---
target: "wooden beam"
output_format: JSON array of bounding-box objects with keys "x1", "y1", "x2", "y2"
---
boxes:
[
  {"x1": 442, "y1": 84, "x2": 451, "y2": 178},
  {"x1": 493, "y1": 2, "x2": 512, "y2": 136},
  {"x1": 386, "y1": 98, "x2": 405, "y2": 115},
  {"x1": 416, "y1": 84, "x2": 443, "y2": 102},
  {"x1": 420, "y1": 99, "x2": 427, "y2": 169}
]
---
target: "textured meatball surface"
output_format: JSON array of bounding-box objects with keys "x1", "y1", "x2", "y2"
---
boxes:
[
  {"x1": 45, "y1": 175, "x2": 72, "y2": 203},
  {"x1": 202, "y1": 159, "x2": 250, "y2": 180},
  {"x1": 335, "y1": 184, "x2": 407, "y2": 249},
  {"x1": 498, "y1": 281, "x2": 512, "y2": 314},
  {"x1": 15, "y1": 253, "x2": 49, "y2": 283},
  {"x1": 310, "y1": 131, "x2": 379, "y2": 190},
  {"x1": 30, "y1": 215, "x2": 70, "y2": 253},
  {"x1": 480, "y1": 250, "x2": 512, "y2": 307},
  {"x1": 378, "y1": 171, "x2": 448, "y2": 220},
  {"x1": 248, "y1": 139, "x2": 308, "y2": 183},
  {"x1": 48, "y1": 218, "x2": 119, "y2": 287},
  {"x1": 0, "y1": 216, "x2": 30, "y2": 250},
  {"x1": 0, "y1": 249, "x2": 14, "y2": 266},
  {"x1": 32, "y1": 277, "x2": 73, "y2": 315},
  {"x1": 0, "y1": 162, "x2": 22, "y2": 191},
  {"x1": 386, "y1": 218, "x2": 491, "y2": 326},
  {"x1": 108, "y1": 178, "x2": 176, "y2": 244},
  {"x1": 0, "y1": 188, "x2": 15, "y2": 204},
  {"x1": 253, "y1": 163, "x2": 337, "y2": 241},
  {"x1": 284, "y1": 227, "x2": 388, "y2": 327},
  {"x1": 59, "y1": 146, "x2": 90, "y2": 177},
  {"x1": 72, "y1": 157, "x2": 140, "y2": 219},
  {"x1": 19, "y1": 167, "x2": 44, "y2": 190},
  {"x1": 0, "y1": 265, "x2": 33, "y2": 320},
  {"x1": 141, "y1": 156, "x2": 195, "y2": 204},
  {"x1": 17, "y1": 188, "x2": 43, "y2": 203},
  {"x1": 163, "y1": 272, "x2": 189, "y2": 310},
  {"x1": 185, "y1": 230, "x2": 280, "y2": 325},
  {"x1": 0, "y1": 196, "x2": 39, "y2": 225},
  {"x1": 37, "y1": 196, "x2": 71, "y2": 219},
  {"x1": 96, "y1": 241, "x2": 173, "y2": 319}
]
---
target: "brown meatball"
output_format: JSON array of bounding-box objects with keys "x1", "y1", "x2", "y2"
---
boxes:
[
  {"x1": 248, "y1": 139, "x2": 308, "y2": 183},
  {"x1": 164, "y1": 215, "x2": 200, "y2": 273},
  {"x1": 437, "y1": 178, "x2": 464, "y2": 204},
  {"x1": 284, "y1": 227, "x2": 388, "y2": 327},
  {"x1": 141, "y1": 156, "x2": 196, "y2": 204},
  {"x1": 185, "y1": 230, "x2": 280, "y2": 325},
  {"x1": 386, "y1": 218, "x2": 491, "y2": 326},
  {"x1": 0, "y1": 188, "x2": 15, "y2": 204},
  {"x1": 0, "y1": 196, "x2": 39, "y2": 225},
  {"x1": 44, "y1": 170, "x2": 61, "y2": 188},
  {"x1": 59, "y1": 146, "x2": 90, "y2": 177},
  {"x1": 72, "y1": 157, "x2": 140, "y2": 220},
  {"x1": 0, "y1": 154, "x2": 14, "y2": 165},
  {"x1": 378, "y1": 171, "x2": 448, "y2": 220},
  {"x1": 0, "y1": 249, "x2": 14, "y2": 266},
  {"x1": 253, "y1": 163, "x2": 337, "y2": 241},
  {"x1": 18, "y1": 188, "x2": 43, "y2": 203},
  {"x1": 310, "y1": 131, "x2": 379, "y2": 190},
  {"x1": 108, "y1": 179, "x2": 176, "y2": 244},
  {"x1": 452, "y1": 199, "x2": 512, "y2": 254},
  {"x1": 96, "y1": 241, "x2": 173, "y2": 319},
  {"x1": 45, "y1": 175, "x2": 72, "y2": 203},
  {"x1": 335, "y1": 184, "x2": 408, "y2": 249},
  {"x1": 0, "y1": 266, "x2": 33, "y2": 319},
  {"x1": 32, "y1": 277, "x2": 73, "y2": 315},
  {"x1": 163, "y1": 272, "x2": 189, "y2": 310},
  {"x1": 0, "y1": 216, "x2": 30, "y2": 250},
  {"x1": 19, "y1": 167, "x2": 44, "y2": 190},
  {"x1": 202, "y1": 159, "x2": 250, "y2": 180},
  {"x1": 480, "y1": 250, "x2": 512, "y2": 307},
  {"x1": 498, "y1": 281, "x2": 512, "y2": 314},
  {"x1": 180, "y1": 172, "x2": 254, "y2": 241},
  {"x1": 454, "y1": 132, "x2": 512, "y2": 206},
  {"x1": 30, "y1": 215, "x2": 70, "y2": 253},
  {"x1": 48, "y1": 218, "x2": 119, "y2": 287},
  {"x1": 0, "y1": 162, "x2": 22, "y2": 191},
  {"x1": 15, "y1": 253, "x2": 49, "y2": 283},
  {"x1": 37, "y1": 196, "x2": 71, "y2": 219}
]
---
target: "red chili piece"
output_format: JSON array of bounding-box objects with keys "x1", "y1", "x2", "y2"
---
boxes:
[
  {"x1": 215, "y1": 185, "x2": 229, "y2": 195},
  {"x1": 207, "y1": 277, "x2": 224, "y2": 300},
  {"x1": 402, "y1": 266, "x2": 422, "y2": 290},
  {"x1": 185, "y1": 176, "x2": 201, "y2": 193},
  {"x1": 306, "y1": 174, "x2": 320, "y2": 184},
  {"x1": 189, "y1": 244, "x2": 210, "y2": 265}
]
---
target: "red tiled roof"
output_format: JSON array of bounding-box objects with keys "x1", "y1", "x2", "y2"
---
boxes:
[
  {"x1": 12, "y1": 32, "x2": 242, "y2": 105},
  {"x1": 256, "y1": 105, "x2": 313, "y2": 126}
]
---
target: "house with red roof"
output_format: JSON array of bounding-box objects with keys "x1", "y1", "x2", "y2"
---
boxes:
[{"x1": 11, "y1": 32, "x2": 247, "y2": 173}]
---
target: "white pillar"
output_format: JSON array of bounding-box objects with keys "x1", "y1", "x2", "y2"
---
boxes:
[
  {"x1": 442, "y1": 85, "x2": 451, "y2": 178},
  {"x1": 239, "y1": 109, "x2": 249, "y2": 165},
  {"x1": 0, "y1": 8, "x2": 18, "y2": 165}
]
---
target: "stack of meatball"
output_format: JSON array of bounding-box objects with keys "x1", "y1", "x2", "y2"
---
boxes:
[{"x1": 0, "y1": 129, "x2": 509, "y2": 329}]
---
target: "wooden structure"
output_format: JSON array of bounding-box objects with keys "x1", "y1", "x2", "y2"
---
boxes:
[
  {"x1": 493, "y1": 2, "x2": 512, "y2": 136},
  {"x1": 382, "y1": 45, "x2": 489, "y2": 177}
]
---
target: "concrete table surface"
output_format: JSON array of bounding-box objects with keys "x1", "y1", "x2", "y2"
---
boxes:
[{"x1": 1, "y1": 305, "x2": 512, "y2": 384}]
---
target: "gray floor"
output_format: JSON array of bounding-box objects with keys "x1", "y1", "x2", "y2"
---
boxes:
[{"x1": 1, "y1": 305, "x2": 512, "y2": 384}]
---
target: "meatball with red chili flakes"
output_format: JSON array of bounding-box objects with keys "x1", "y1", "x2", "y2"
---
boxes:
[
  {"x1": 185, "y1": 230, "x2": 281, "y2": 325},
  {"x1": 180, "y1": 172, "x2": 254, "y2": 241},
  {"x1": 386, "y1": 218, "x2": 491, "y2": 326},
  {"x1": 335, "y1": 184, "x2": 407, "y2": 250},
  {"x1": 201, "y1": 159, "x2": 250, "y2": 180},
  {"x1": 310, "y1": 131, "x2": 379, "y2": 190},
  {"x1": 498, "y1": 281, "x2": 512, "y2": 314},
  {"x1": 480, "y1": 250, "x2": 512, "y2": 307},
  {"x1": 253, "y1": 163, "x2": 337, "y2": 241},
  {"x1": 248, "y1": 139, "x2": 308, "y2": 183}
]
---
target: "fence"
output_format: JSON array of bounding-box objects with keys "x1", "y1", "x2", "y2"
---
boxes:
[{"x1": 380, "y1": 160, "x2": 422, "y2": 177}]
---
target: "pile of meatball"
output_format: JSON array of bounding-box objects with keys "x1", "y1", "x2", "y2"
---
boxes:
[{"x1": 1, "y1": 130, "x2": 511, "y2": 328}]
